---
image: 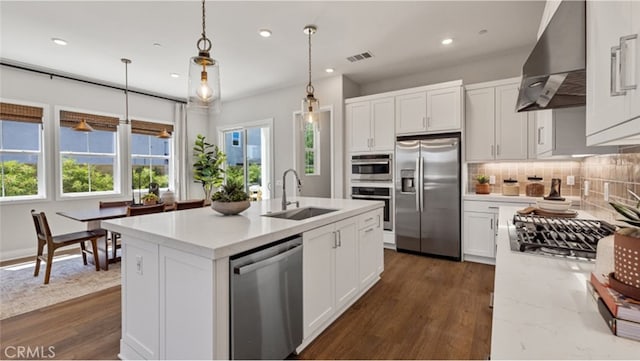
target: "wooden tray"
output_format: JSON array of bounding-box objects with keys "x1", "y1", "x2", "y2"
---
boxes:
[{"x1": 517, "y1": 207, "x2": 578, "y2": 218}]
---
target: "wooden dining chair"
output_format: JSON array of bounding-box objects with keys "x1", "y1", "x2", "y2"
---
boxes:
[
  {"x1": 175, "y1": 199, "x2": 205, "y2": 210},
  {"x1": 126, "y1": 203, "x2": 165, "y2": 217},
  {"x1": 99, "y1": 200, "x2": 132, "y2": 261},
  {"x1": 31, "y1": 210, "x2": 104, "y2": 284}
]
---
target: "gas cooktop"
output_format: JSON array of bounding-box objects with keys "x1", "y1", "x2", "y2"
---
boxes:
[{"x1": 508, "y1": 214, "x2": 616, "y2": 261}]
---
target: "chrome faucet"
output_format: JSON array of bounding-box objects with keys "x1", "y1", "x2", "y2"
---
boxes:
[{"x1": 282, "y1": 168, "x2": 302, "y2": 210}]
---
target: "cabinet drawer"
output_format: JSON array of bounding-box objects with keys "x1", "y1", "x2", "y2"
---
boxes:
[
  {"x1": 358, "y1": 210, "x2": 380, "y2": 230},
  {"x1": 464, "y1": 200, "x2": 532, "y2": 213}
]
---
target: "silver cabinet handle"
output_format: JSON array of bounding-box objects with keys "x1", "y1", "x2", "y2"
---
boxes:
[
  {"x1": 611, "y1": 45, "x2": 626, "y2": 96},
  {"x1": 496, "y1": 144, "x2": 500, "y2": 156},
  {"x1": 537, "y1": 127, "x2": 544, "y2": 145},
  {"x1": 377, "y1": 214, "x2": 381, "y2": 228},
  {"x1": 490, "y1": 144, "x2": 494, "y2": 157},
  {"x1": 365, "y1": 217, "x2": 374, "y2": 222},
  {"x1": 332, "y1": 231, "x2": 338, "y2": 249},
  {"x1": 365, "y1": 228, "x2": 374, "y2": 233},
  {"x1": 620, "y1": 34, "x2": 638, "y2": 91},
  {"x1": 495, "y1": 219, "x2": 499, "y2": 237},
  {"x1": 490, "y1": 219, "x2": 493, "y2": 230},
  {"x1": 337, "y1": 230, "x2": 342, "y2": 247},
  {"x1": 234, "y1": 245, "x2": 302, "y2": 275}
]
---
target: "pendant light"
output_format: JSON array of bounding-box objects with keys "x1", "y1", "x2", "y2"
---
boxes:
[
  {"x1": 301, "y1": 25, "x2": 319, "y2": 129},
  {"x1": 188, "y1": 0, "x2": 221, "y2": 113},
  {"x1": 73, "y1": 119, "x2": 93, "y2": 132}
]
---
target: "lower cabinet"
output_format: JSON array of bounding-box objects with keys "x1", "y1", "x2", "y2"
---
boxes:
[{"x1": 358, "y1": 209, "x2": 384, "y2": 287}]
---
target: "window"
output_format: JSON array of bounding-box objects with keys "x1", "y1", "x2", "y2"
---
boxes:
[
  {"x1": 303, "y1": 122, "x2": 320, "y2": 175},
  {"x1": 0, "y1": 102, "x2": 44, "y2": 199},
  {"x1": 131, "y1": 120, "x2": 173, "y2": 191},
  {"x1": 59, "y1": 110, "x2": 119, "y2": 195}
]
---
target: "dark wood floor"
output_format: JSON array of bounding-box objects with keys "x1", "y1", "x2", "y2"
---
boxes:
[{"x1": 0, "y1": 250, "x2": 495, "y2": 360}]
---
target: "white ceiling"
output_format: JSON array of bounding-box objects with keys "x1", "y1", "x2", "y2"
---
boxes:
[{"x1": 0, "y1": 1, "x2": 544, "y2": 101}]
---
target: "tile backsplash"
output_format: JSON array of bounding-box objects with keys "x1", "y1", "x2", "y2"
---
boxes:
[
  {"x1": 467, "y1": 146, "x2": 640, "y2": 223},
  {"x1": 467, "y1": 161, "x2": 582, "y2": 197},
  {"x1": 580, "y1": 146, "x2": 640, "y2": 222}
]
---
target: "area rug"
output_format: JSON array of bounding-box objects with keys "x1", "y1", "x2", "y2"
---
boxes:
[{"x1": 0, "y1": 254, "x2": 121, "y2": 319}]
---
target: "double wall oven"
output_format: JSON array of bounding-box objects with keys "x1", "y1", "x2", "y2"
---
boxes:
[{"x1": 350, "y1": 154, "x2": 393, "y2": 231}]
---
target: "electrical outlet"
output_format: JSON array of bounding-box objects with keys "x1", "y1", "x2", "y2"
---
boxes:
[
  {"x1": 489, "y1": 175, "x2": 496, "y2": 185},
  {"x1": 604, "y1": 182, "x2": 609, "y2": 201},
  {"x1": 584, "y1": 180, "x2": 589, "y2": 196},
  {"x1": 566, "y1": 175, "x2": 575, "y2": 186},
  {"x1": 136, "y1": 255, "x2": 143, "y2": 275}
]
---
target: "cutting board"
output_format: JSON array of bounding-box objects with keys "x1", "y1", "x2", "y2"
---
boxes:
[{"x1": 517, "y1": 207, "x2": 578, "y2": 218}]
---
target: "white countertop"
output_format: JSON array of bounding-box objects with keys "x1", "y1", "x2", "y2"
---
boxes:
[
  {"x1": 464, "y1": 193, "x2": 581, "y2": 205},
  {"x1": 491, "y1": 206, "x2": 639, "y2": 359},
  {"x1": 102, "y1": 197, "x2": 383, "y2": 260}
]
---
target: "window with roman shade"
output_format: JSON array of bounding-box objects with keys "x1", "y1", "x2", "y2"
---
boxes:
[
  {"x1": 0, "y1": 102, "x2": 45, "y2": 199},
  {"x1": 59, "y1": 110, "x2": 119, "y2": 195},
  {"x1": 130, "y1": 119, "x2": 173, "y2": 191}
]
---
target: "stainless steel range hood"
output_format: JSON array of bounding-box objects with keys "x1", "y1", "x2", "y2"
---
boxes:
[{"x1": 516, "y1": 0, "x2": 586, "y2": 112}]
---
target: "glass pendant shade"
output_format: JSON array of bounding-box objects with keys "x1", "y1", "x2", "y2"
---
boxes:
[
  {"x1": 301, "y1": 94, "x2": 320, "y2": 126},
  {"x1": 188, "y1": 55, "x2": 221, "y2": 113}
]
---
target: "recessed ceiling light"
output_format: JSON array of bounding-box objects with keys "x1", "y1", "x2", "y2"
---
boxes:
[
  {"x1": 170, "y1": 73, "x2": 180, "y2": 78},
  {"x1": 479, "y1": 29, "x2": 488, "y2": 35},
  {"x1": 441, "y1": 38, "x2": 453, "y2": 45},
  {"x1": 153, "y1": 42, "x2": 162, "y2": 47},
  {"x1": 325, "y1": 68, "x2": 335, "y2": 73},
  {"x1": 259, "y1": 29, "x2": 272, "y2": 38},
  {"x1": 51, "y1": 38, "x2": 68, "y2": 46}
]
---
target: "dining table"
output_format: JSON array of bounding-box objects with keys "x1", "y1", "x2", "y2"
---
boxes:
[{"x1": 57, "y1": 206, "x2": 129, "y2": 270}]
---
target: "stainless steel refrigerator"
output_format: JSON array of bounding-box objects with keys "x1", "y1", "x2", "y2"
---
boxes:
[{"x1": 395, "y1": 133, "x2": 461, "y2": 260}]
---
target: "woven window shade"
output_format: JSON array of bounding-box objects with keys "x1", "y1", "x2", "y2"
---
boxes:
[
  {"x1": 60, "y1": 110, "x2": 119, "y2": 132},
  {"x1": 0, "y1": 102, "x2": 43, "y2": 124},
  {"x1": 131, "y1": 119, "x2": 174, "y2": 136}
]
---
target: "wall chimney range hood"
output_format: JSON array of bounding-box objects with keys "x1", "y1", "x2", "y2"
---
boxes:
[{"x1": 516, "y1": 0, "x2": 586, "y2": 112}]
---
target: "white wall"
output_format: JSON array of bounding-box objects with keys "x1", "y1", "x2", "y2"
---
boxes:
[
  {"x1": 359, "y1": 45, "x2": 532, "y2": 95},
  {"x1": 0, "y1": 66, "x2": 207, "y2": 260},
  {"x1": 214, "y1": 75, "x2": 346, "y2": 199}
]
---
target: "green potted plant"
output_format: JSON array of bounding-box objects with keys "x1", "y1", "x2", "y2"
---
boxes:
[
  {"x1": 608, "y1": 189, "x2": 640, "y2": 300},
  {"x1": 475, "y1": 175, "x2": 490, "y2": 194},
  {"x1": 210, "y1": 178, "x2": 251, "y2": 215},
  {"x1": 193, "y1": 134, "x2": 226, "y2": 205},
  {"x1": 141, "y1": 193, "x2": 159, "y2": 205}
]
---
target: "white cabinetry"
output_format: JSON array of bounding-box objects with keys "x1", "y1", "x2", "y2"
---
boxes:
[
  {"x1": 302, "y1": 217, "x2": 359, "y2": 339},
  {"x1": 586, "y1": 0, "x2": 640, "y2": 145},
  {"x1": 346, "y1": 97, "x2": 395, "y2": 153},
  {"x1": 465, "y1": 79, "x2": 530, "y2": 162},
  {"x1": 358, "y1": 209, "x2": 384, "y2": 287},
  {"x1": 396, "y1": 86, "x2": 462, "y2": 135}
]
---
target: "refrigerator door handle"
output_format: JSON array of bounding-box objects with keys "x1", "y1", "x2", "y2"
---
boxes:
[
  {"x1": 419, "y1": 156, "x2": 424, "y2": 212},
  {"x1": 415, "y1": 157, "x2": 420, "y2": 212}
]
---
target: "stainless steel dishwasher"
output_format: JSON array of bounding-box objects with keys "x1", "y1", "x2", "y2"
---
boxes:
[{"x1": 230, "y1": 235, "x2": 303, "y2": 360}]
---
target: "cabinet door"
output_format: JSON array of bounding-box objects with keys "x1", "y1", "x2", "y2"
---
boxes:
[
  {"x1": 303, "y1": 224, "x2": 335, "y2": 339},
  {"x1": 586, "y1": 0, "x2": 630, "y2": 136},
  {"x1": 465, "y1": 88, "x2": 495, "y2": 161},
  {"x1": 122, "y1": 238, "x2": 160, "y2": 360},
  {"x1": 426, "y1": 86, "x2": 462, "y2": 132},
  {"x1": 334, "y1": 218, "x2": 359, "y2": 311},
  {"x1": 370, "y1": 97, "x2": 395, "y2": 151},
  {"x1": 395, "y1": 92, "x2": 427, "y2": 134},
  {"x1": 347, "y1": 102, "x2": 372, "y2": 152},
  {"x1": 358, "y1": 211, "x2": 383, "y2": 287},
  {"x1": 463, "y1": 211, "x2": 496, "y2": 259},
  {"x1": 495, "y1": 84, "x2": 528, "y2": 160},
  {"x1": 535, "y1": 109, "x2": 554, "y2": 156}
]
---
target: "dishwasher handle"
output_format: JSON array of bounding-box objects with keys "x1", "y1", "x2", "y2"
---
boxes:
[{"x1": 234, "y1": 244, "x2": 302, "y2": 275}]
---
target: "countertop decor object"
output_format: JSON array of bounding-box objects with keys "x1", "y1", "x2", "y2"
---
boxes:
[
  {"x1": 141, "y1": 193, "x2": 159, "y2": 205},
  {"x1": 609, "y1": 190, "x2": 640, "y2": 300},
  {"x1": 161, "y1": 189, "x2": 175, "y2": 206},
  {"x1": 210, "y1": 179, "x2": 251, "y2": 215},
  {"x1": 501, "y1": 178, "x2": 520, "y2": 196},
  {"x1": 525, "y1": 175, "x2": 545, "y2": 197},
  {"x1": 193, "y1": 134, "x2": 225, "y2": 205},
  {"x1": 475, "y1": 174, "x2": 490, "y2": 194},
  {"x1": 536, "y1": 199, "x2": 572, "y2": 212},
  {"x1": 544, "y1": 177, "x2": 565, "y2": 201}
]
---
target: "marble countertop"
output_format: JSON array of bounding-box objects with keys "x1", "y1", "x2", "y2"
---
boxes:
[
  {"x1": 102, "y1": 197, "x2": 383, "y2": 260},
  {"x1": 464, "y1": 193, "x2": 581, "y2": 205},
  {"x1": 491, "y1": 206, "x2": 639, "y2": 359}
]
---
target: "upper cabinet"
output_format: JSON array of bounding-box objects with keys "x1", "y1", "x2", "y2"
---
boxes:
[
  {"x1": 586, "y1": 0, "x2": 640, "y2": 145},
  {"x1": 465, "y1": 79, "x2": 530, "y2": 162},
  {"x1": 346, "y1": 97, "x2": 394, "y2": 153},
  {"x1": 395, "y1": 85, "x2": 462, "y2": 135}
]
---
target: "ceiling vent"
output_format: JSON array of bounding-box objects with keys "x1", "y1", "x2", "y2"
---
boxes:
[{"x1": 346, "y1": 51, "x2": 373, "y2": 63}]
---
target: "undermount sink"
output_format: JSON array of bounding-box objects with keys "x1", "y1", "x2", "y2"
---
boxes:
[{"x1": 263, "y1": 207, "x2": 338, "y2": 221}]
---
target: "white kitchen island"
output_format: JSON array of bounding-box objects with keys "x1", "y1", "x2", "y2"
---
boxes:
[
  {"x1": 491, "y1": 206, "x2": 639, "y2": 359},
  {"x1": 103, "y1": 197, "x2": 384, "y2": 360}
]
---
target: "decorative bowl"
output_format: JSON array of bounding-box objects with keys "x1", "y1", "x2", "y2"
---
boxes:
[
  {"x1": 211, "y1": 200, "x2": 251, "y2": 215},
  {"x1": 536, "y1": 199, "x2": 572, "y2": 212}
]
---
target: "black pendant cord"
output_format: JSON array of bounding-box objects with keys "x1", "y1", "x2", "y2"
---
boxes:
[{"x1": 1, "y1": 61, "x2": 186, "y2": 104}]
